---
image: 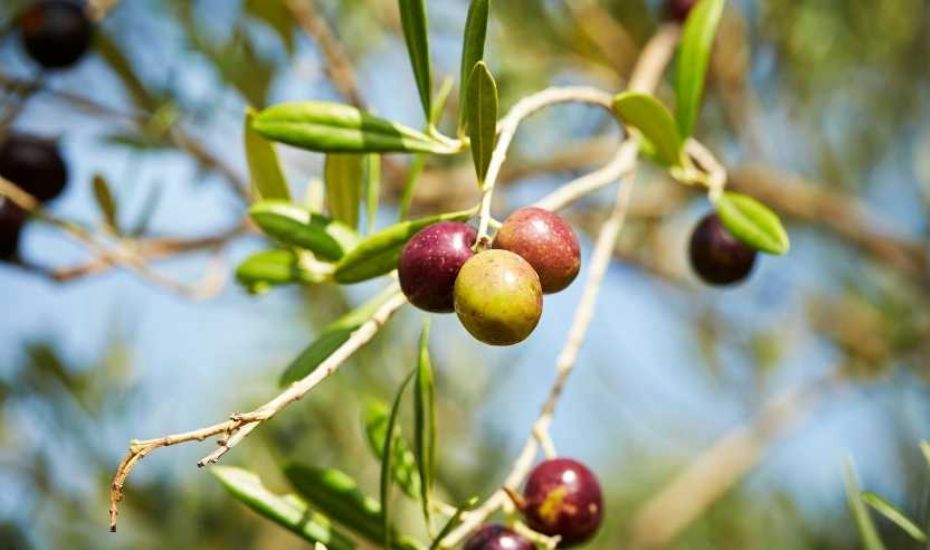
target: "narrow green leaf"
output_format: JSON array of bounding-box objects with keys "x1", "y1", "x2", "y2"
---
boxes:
[
  {"x1": 254, "y1": 102, "x2": 452, "y2": 154},
  {"x1": 381, "y1": 371, "x2": 416, "y2": 549},
  {"x1": 92, "y1": 174, "x2": 119, "y2": 232},
  {"x1": 398, "y1": 0, "x2": 432, "y2": 120},
  {"x1": 285, "y1": 464, "x2": 384, "y2": 543},
  {"x1": 920, "y1": 441, "x2": 930, "y2": 468},
  {"x1": 245, "y1": 108, "x2": 291, "y2": 201},
  {"x1": 95, "y1": 31, "x2": 157, "y2": 111},
  {"x1": 467, "y1": 62, "x2": 498, "y2": 183},
  {"x1": 235, "y1": 249, "x2": 310, "y2": 293},
  {"x1": 458, "y1": 0, "x2": 490, "y2": 133},
  {"x1": 279, "y1": 286, "x2": 400, "y2": 386},
  {"x1": 714, "y1": 191, "x2": 790, "y2": 255},
  {"x1": 365, "y1": 155, "x2": 381, "y2": 234},
  {"x1": 676, "y1": 0, "x2": 727, "y2": 137},
  {"x1": 244, "y1": 0, "x2": 295, "y2": 54},
  {"x1": 414, "y1": 319, "x2": 436, "y2": 526},
  {"x1": 612, "y1": 92, "x2": 684, "y2": 167},
  {"x1": 363, "y1": 400, "x2": 421, "y2": 500},
  {"x1": 250, "y1": 200, "x2": 359, "y2": 261},
  {"x1": 844, "y1": 458, "x2": 886, "y2": 550},
  {"x1": 428, "y1": 497, "x2": 480, "y2": 549},
  {"x1": 325, "y1": 154, "x2": 364, "y2": 230},
  {"x1": 211, "y1": 466, "x2": 354, "y2": 549},
  {"x1": 861, "y1": 492, "x2": 927, "y2": 542},
  {"x1": 334, "y1": 208, "x2": 476, "y2": 284}
]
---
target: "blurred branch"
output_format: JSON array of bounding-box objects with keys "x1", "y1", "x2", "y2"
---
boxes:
[
  {"x1": 627, "y1": 376, "x2": 840, "y2": 549},
  {"x1": 0, "y1": 177, "x2": 233, "y2": 299},
  {"x1": 440, "y1": 24, "x2": 682, "y2": 547}
]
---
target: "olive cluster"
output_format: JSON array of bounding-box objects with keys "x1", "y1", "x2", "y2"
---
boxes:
[
  {"x1": 1, "y1": 1, "x2": 95, "y2": 259},
  {"x1": 398, "y1": 207, "x2": 581, "y2": 346},
  {"x1": 465, "y1": 458, "x2": 604, "y2": 548}
]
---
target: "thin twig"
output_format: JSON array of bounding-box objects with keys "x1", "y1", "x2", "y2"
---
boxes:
[{"x1": 109, "y1": 283, "x2": 408, "y2": 531}]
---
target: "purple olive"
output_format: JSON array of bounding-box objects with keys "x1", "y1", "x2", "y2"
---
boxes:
[
  {"x1": 0, "y1": 134, "x2": 69, "y2": 203},
  {"x1": 18, "y1": 0, "x2": 94, "y2": 69},
  {"x1": 493, "y1": 207, "x2": 580, "y2": 294},
  {"x1": 463, "y1": 524, "x2": 534, "y2": 550},
  {"x1": 522, "y1": 458, "x2": 603, "y2": 547},
  {"x1": 666, "y1": 0, "x2": 698, "y2": 22},
  {"x1": 0, "y1": 200, "x2": 27, "y2": 261},
  {"x1": 689, "y1": 213, "x2": 756, "y2": 286},
  {"x1": 398, "y1": 222, "x2": 477, "y2": 313}
]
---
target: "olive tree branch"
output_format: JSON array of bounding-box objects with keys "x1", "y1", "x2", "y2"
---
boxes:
[
  {"x1": 440, "y1": 24, "x2": 682, "y2": 546},
  {"x1": 109, "y1": 282, "x2": 409, "y2": 531}
]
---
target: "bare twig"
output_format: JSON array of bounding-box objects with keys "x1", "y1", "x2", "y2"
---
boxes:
[{"x1": 109, "y1": 283, "x2": 408, "y2": 531}]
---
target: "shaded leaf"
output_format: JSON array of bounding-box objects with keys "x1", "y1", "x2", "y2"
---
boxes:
[
  {"x1": 245, "y1": 108, "x2": 291, "y2": 201},
  {"x1": 254, "y1": 102, "x2": 453, "y2": 154},
  {"x1": 325, "y1": 154, "x2": 364, "y2": 230},
  {"x1": 398, "y1": 0, "x2": 432, "y2": 120},
  {"x1": 249, "y1": 200, "x2": 359, "y2": 261},
  {"x1": 428, "y1": 497, "x2": 479, "y2": 549},
  {"x1": 381, "y1": 371, "x2": 416, "y2": 548},
  {"x1": 676, "y1": 0, "x2": 727, "y2": 137},
  {"x1": 844, "y1": 458, "x2": 886, "y2": 550},
  {"x1": 861, "y1": 492, "x2": 927, "y2": 542},
  {"x1": 414, "y1": 319, "x2": 436, "y2": 526},
  {"x1": 458, "y1": 0, "x2": 490, "y2": 133},
  {"x1": 279, "y1": 286, "x2": 400, "y2": 386},
  {"x1": 211, "y1": 466, "x2": 354, "y2": 549},
  {"x1": 92, "y1": 174, "x2": 119, "y2": 232},
  {"x1": 95, "y1": 31, "x2": 156, "y2": 111},
  {"x1": 467, "y1": 62, "x2": 498, "y2": 183},
  {"x1": 244, "y1": 0, "x2": 295, "y2": 54},
  {"x1": 364, "y1": 400, "x2": 421, "y2": 500},
  {"x1": 714, "y1": 191, "x2": 790, "y2": 255},
  {"x1": 334, "y1": 208, "x2": 476, "y2": 284},
  {"x1": 612, "y1": 92, "x2": 683, "y2": 167},
  {"x1": 365, "y1": 155, "x2": 381, "y2": 234}
]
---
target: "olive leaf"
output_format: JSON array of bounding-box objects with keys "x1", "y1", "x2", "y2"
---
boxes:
[
  {"x1": 365, "y1": 154, "x2": 381, "y2": 234},
  {"x1": 211, "y1": 466, "x2": 354, "y2": 549},
  {"x1": 844, "y1": 459, "x2": 886, "y2": 550},
  {"x1": 325, "y1": 154, "x2": 364, "y2": 230},
  {"x1": 334, "y1": 208, "x2": 476, "y2": 284},
  {"x1": 279, "y1": 286, "x2": 400, "y2": 386},
  {"x1": 861, "y1": 492, "x2": 927, "y2": 542},
  {"x1": 381, "y1": 371, "x2": 416, "y2": 549},
  {"x1": 612, "y1": 92, "x2": 684, "y2": 167},
  {"x1": 249, "y1": 200, "x2": 359, "y2": 261},
  {"x1": 235, "y1": 249, "x2": 317, "y2": 293},
  {"x1": 458, "y1": 0, "x2": 490, "y2": 134},
  {"x1": 714, "y1": 191, "x2": 790, "y2": 255},
  {"x1": 244, "y1": 108, "x2": 290, "y2": 201},
  {"x1": 92, "y1": 174, "x2": 119, "y2": 233},
  {"x1": 428, "y1": 497, "x2": 479, "y2": 549},
  {"x1": 676, "y1": 0, "x2": 727, "y2": 137},
  {"x1": 467, "y1": 62, "x2": 499, "y2": 183},
  {"x1": 398, "y1": 0, "x2": 433, "y2": 120},
  {"x1": 363, "y1": 400, "x2": 421, "y2": 500},
  {"x1": 253, "y1": 102, "x2": 453, "y2": 154},
  {"x1": 413, "y1": 319, "x2": 436, "y2": 526}
]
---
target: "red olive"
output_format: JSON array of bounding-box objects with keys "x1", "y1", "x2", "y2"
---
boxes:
[
  {"x1": 522, "y1": 458, "x2": 603, "y2": 547},
  {"x1": 493, "y1": 207, "x2": 580, "y2": 294},
  {"x1": 398, "y1": 222, "x2": 477, "y2": 313}
]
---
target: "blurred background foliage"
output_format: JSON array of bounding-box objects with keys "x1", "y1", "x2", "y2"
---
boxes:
[{"x1": 0, "y1": 0, "x2": 929, "y2": 548}]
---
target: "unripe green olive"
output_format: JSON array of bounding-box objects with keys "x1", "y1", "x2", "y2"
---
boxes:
[{"x1": 454, "y1": 250, "x2": 542, "y2": 346}]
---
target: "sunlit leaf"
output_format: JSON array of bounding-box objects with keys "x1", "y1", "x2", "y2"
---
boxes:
[
  {"x1": 211, "y1": 466, "x2": 354, "y2": 549},
  {"x1": 254, "y1": 102, "x2": 453, "y2": 154},
  {"x1": 467, "y1": 62, "x2": 498, "y2": 183},
  {"x1": 714, "y1": 191, "x2": 790, "y2": 255},
  {"x1": 249, "y1": 200, "x2": 359, "y2": 261},
  {"x1": 458, "y1": 0, "x2": 490, "y2": 133},
  {"x1": 244, "y1": 108, "x2": 291, "y2": 201},
  {"x1": 861, "y1": 491, "x2": 927, "y2": 542},
  {"x1": 398, "y1": 0, "x2": 432, "y2": 120},
  {"x1": 235, "y1": 249, "x2": 307, "y2": 293},
  {"x1": 921, "y1": 441, "x2": 930, "y2": 468},
  {"x1": 612, "y1": 92, "x2": 684, "y2": 166},
  {"x1": 413, "y1": 319, "x2": 436, "y2": 526},
  {"x1": 381, "y1": 371, "x2": 415, "y2": 548},
  {"x1": 279, "y1": 286, "x2": 401, "y2": 386},
  {"x1": 844, "y1": 458, "x2": 886, "y2": 550},
  {"x1": 325, "y1": 154, "x2": 363, "y2": 230},
  {"x1": 92, "y1": 174, "x2": 119, "y2": 233},
  {"x1": 676, "y1": 0, "x2": 727, "y2": 137},
  {"x1": 334, "y1": 208, "x2": 476, "y2": 284}
]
